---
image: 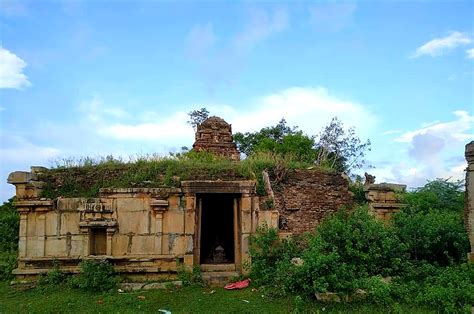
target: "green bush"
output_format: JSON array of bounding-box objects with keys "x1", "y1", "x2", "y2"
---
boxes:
[
  {"x1": 401, "y1": 179, "x2": 464, "y2": 213},
  {"x1": 0, "y1": 198, "x2": 19, "y2": 281},
  {"x1": 248, "y1": 208, "x2": 407, "y2": 295},
  {"x1": 70, "y1": 260, "x2": 119, "y2": 292},
  {"x1": 392, "y1": 179, "x2": 468, "y2": 265},
  {"x1": 0, "y1": 198, "x2": 19, "y2": 253},
  {"x1": 0, "y1": 251, "x2": 17, "y2": 281},
  {"x1": 391, "y1": 263, "x2": 474, "y2": 313},
  {"x1": 177, "y1": 263, "x2": 204, "y2": 287},
  {"x1": 314, "y1": 207, "x2": 408, "y2": 278},
  {"x1": 247, "y1": 224, "x2": 303, "y2": 287},
  {"x1": 38, "y1": 262, "x2": 66, "y2": 286},
  {"x1": 393, "y1": 209, "x2": 469, "y2": 264}
]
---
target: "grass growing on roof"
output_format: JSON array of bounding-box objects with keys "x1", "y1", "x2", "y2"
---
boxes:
[{"x1": 40, "y1": 151, "x2": 325, "y2": 199}]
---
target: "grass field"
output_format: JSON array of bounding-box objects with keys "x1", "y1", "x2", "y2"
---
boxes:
[{"x1": 0, "y1": 282, "x2": 435, "y2": 313}]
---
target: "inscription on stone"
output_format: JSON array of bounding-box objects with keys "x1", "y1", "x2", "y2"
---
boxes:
[{"x1": 81, "y1": 199, "x2": 115, "y2": 212}]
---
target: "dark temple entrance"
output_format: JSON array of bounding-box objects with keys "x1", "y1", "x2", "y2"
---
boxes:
[{"x1": 199, "y1": 194, "x2": 235, "y2": 264}]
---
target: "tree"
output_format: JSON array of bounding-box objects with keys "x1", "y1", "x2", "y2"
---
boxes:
[
  {"x1": 393, "y1": 179, "x2": 468, "y2": 264},
  {"x1": 187, "y1": 107, "x2": 209, "y2": 131},
  {"x1": 315, "y1": 117, "x2": 371, "y2": 172},
  {"x1": 234, "y1": 119, "x2": 303, "y2": 156}
]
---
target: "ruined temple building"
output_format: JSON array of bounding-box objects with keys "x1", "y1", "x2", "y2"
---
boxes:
[{"x1": 6, "y1": 116, "x2": 409, "y2": 280}]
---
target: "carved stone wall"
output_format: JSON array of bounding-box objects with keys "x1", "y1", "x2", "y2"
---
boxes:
[
  {"x1": 465, "y1": 141, "x2": 474, "y2": 262},
  {"x1": 271, "y1": 169, "x2": 353, "y2": 234},
  {"x1": 192, "y1": 116, "x2": 240, "y2": 160},
  {"x1": 7, "y1": 168, "x2": 269, "y2": 278}
]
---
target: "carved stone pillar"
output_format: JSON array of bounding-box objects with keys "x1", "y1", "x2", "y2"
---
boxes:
[{"x1": 465, "y1": 141, "x2": 474, "y2": 262}]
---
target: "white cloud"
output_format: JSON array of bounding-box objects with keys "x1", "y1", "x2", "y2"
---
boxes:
[
  {"x1": 226, "y1": 87, "x2": 376, "y2": 138},
  {"x1": 0, "y1": 47, "x2": 31, "y2": 89},
  {"x1": 0, "y1": 135, "x2": 60, "y2": 164},
  {"x1": 84, "y1": 87, "x2": 375, "y2": 145},
  {"x1": 411, "y1": 31, "x2": 472, "y2": 58},
  {"x1": 370, "y1": 110, "x2": 473, "y2": 188},
  {"x1": 100, "y1": 112, "x2": 194, "y2": 142},
  {"x1": 394, "y1": 110, "x2": 473, "y2": 143},
  {"x1": 381, "y1": 129, "x2": 402, "y2": 135},
  {"x1": 467, "y1": 48, "x2": 474, "y2": 59}
]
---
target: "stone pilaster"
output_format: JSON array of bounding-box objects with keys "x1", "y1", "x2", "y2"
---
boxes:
[
  {"x1": 184, "y1": 195, "x2": 195, "y2": 268},
  {"x1": 150, "y1": 199, "x2": 168, "y2": 255},
  {"x1": 465, "y1": 141, "x2": 474, "y2": 262}
]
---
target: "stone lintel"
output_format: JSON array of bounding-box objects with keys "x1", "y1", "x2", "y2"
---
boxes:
[
  {"x1": 150, "y1": 199, "x2": 169, "y2": 210},
  {"x1": 14, "y1": 200, "x2": 54, "y2": 208},
  {"x1": 7, "y1": 171, "x2": 37, "y2": 184},
  {"x1": 181, "y1": 180, "x2": 256, "y2": 194},
  {"x1": 79, "y1": 220, "x2": 118, "y2": 228},
  {"x1": 364, "y1": 183, "x2": 407, "y2": 192},
  {"x1": 99, "y1": 187, "x2": 182, "y2": 195}
]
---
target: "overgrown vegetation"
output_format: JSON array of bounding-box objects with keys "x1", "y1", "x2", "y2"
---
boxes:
[
  {"x1": 0, "y1": 198, "x2": 18, "y2": 281},
  {"x1": 69, "y1": 260, "x2": 119, "y2": 292},
  {"x1": 177, "y1": 261, "x2": 205, "y2": 287},
  {"x1": 247, "y1": 179, "x2": 472, "y2": 312},
  {"x1": 234, "y1": 117, "x2": 371, "y2": 173},
  {"x1": 40, "y1": 151, "x2": 317, "y2": 199}
]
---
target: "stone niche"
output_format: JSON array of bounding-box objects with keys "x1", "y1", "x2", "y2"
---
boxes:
[{"x1": 192, "y1": 116, "x2": 240, "y2": 160}]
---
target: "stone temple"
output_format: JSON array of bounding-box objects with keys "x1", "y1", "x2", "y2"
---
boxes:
[{"x1": 6, "y1": 116, "x2": 412, "y2": 281}]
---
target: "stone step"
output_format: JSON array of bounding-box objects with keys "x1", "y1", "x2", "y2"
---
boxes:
[
  {"x1": 200, "y1": 263, "x2": 236, "y2": 272},
  {"x1": 201, "y1": 271, "x2": 240, "y2": 286}
]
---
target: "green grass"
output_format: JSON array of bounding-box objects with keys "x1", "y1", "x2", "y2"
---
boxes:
[
  {"x1": 39, "y1": 152, "x2": 323, "y2": 199},
  {"x1": 0, "y1": 282, "x2": 434, "y2": 313}
]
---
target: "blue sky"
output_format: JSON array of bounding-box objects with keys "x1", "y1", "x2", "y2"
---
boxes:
[{"x1": 1, "y1": 1, "x2": 473, "y2": 201}]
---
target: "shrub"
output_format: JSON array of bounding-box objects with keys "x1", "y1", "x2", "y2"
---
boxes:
[
  {"x1": 38, "y1": 262, "x2": 66, "y2": 286},
  {"x1": 401, "y1": 179, "x2": 464, "y2": 213},
  {"x1": 0, "y1": 251, "x2": 17, "y2": 281},
  {"x1": 393, "y1": 209, "x2": 469, "y2": 265},
  {"x1": 0, "y1": 198, "x2": 19, "y2": 253},
  {"x1": 247, "y1": 224, "x2": 303, "y2": 287},
  {"x1": 391, "y1": 263, "x2": 474, "y2": 313},
  {"x1": 0, "y1": 198, "x2": 19, "y2": 281},
  {"x1": 314, "y1": 207, "x2": 408, "y2": 278},
  {"x1": 70, "y1": 260, "x2": 119, "y2": 292},
  {"x1": 177, "y1": 262, "x2": 204, "y2": 287}
]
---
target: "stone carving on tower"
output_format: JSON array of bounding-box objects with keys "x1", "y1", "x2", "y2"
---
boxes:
[{"x1": 192, "y1": 116, "x2": 240, "y2": 161}]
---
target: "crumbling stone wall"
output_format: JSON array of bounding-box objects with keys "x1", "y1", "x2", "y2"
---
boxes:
[{"x1": 271, "y1": 169, "x2": 353, "y2": 234}]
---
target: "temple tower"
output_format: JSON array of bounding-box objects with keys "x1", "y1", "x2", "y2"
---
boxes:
[{"x1": 192, "y1": 116, "x2": 240, "y2": 160}]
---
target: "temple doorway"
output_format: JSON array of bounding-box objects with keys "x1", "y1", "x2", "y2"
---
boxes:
[{"x1": 199, "y1": 194, "x2": 236, "y2": 264}]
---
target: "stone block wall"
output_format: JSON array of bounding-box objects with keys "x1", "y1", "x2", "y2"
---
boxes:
[
  {"x1": 271, "y1": 169, "x2": 353, "y2": 234},
  {"x1": 365, "y1": 183, "x2": 406, "y2": 223}
]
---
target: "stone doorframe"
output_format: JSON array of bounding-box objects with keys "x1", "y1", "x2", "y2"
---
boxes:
[{"x1": 181, "y1": 181, "x2": 257, "y2": 272}]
